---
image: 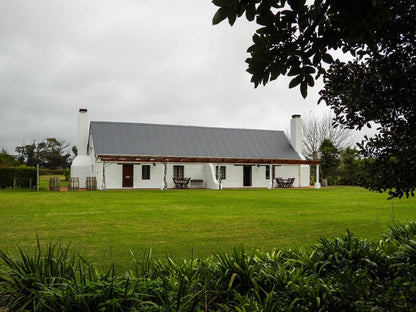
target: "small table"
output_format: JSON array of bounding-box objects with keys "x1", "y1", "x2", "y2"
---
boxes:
[
  {"x1": 275, "y1": 177, "x2": 295, "y2": 188},
  {"x1": 173, "y1": 177, "x2": 191, "y2": 189}
]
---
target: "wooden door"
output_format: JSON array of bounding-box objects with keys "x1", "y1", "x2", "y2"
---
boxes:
[
  {"x1": 122, "y1": 164, "x2": 134, "y2": 187},
  {"x1": 243, "y1": 165, "x2": 252, "y2": 186}
]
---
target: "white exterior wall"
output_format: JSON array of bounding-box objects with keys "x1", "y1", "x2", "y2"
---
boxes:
[
  {"x1": 205, "y1": 164, "x2": 219, "y2": 189},
  {"x1": 95, "y1": 161, "x2": 208, "y2": 190},
  {"x1": 71, "y1": 110, "x2": 95, "y2": 188},
  {"x1": 93, "y1": 160, "x2": 310, "y2": 189},
  {"x1": 71, "y1": 156, "x2": 93, "y2": 188},
  {"x1": 274, "y1": 164, "x2": 310, "y2": 187},
  {"x1": 290, "y1": 115, "x2": 303, "y2": 156},
  {"x1": 275, "y1": 165, "x2": 297, "y2": 185},
  {"x1": 300, "y1": 165, "x2": 310, "y2": 187},
  {"x1": 251, "y1": 166, "x2": 269, "y2": 188},
  {"x1": 219, "y1": 165, "x2": 241, "y2": 188},
  {"x1": 95, "y1": 160, "x2": 123, "y2": 190}
]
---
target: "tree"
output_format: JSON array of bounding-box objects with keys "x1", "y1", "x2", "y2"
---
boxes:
[
  {"x1": 15, "y1": 143, "x2": 39, "y2": 167},
  {"x1": 0, "y1": 150, "x2": 19, "y2": 167},
  {"x1": 302, "y1": 113, "x2": 353, "y2": 159},
  {"x1": 338, "y1": 147, "x2": 365, "y2": 186},
  {"x1": 319, "y1": 139, "x2": 340, "y2": 183},
  {"x1": 15, "y1": 138, "x2": 72, "y2": 169},
  {"x1": 72, "y1": 145, "x2": 78, "y2": 157},
  {"x1": 38, "y1": 138, "x2": 71, "y2": 170},
  {"x1": 212, "y1": 0, "x2": 416, "y2": 198}
]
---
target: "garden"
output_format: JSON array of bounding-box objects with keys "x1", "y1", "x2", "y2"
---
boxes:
[{"x1": 1, "y1": 187, "x2": 416, "y2": 310}]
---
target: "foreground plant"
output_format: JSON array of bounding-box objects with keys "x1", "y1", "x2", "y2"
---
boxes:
[{"x1": 1, "y1": 222, "x2": 416, "y2": 311}]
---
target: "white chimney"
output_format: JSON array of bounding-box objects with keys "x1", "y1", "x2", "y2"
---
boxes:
[
  {"x1": 71, "y1": 108, "x2": 92, "y2": 188},
  {"x1": 77, "y1": 109, "x2": 88, "y2": 155},
  {"x1": 290, "y1": 114, "x2": 303, "y2": 157}
]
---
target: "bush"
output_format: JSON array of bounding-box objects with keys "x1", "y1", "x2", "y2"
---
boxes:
[
  {"x1": 63, "y1": 169, "x2": 70, "y2": 181},
  {"x1": 39, "y1": 168, "x2": 67, "y2": 176},
  {"x1": 1, "y1": 222, "x2": 416, "y2": 311},
  {"x1": 0, "y1": 166, "x2": 37, "y2": 189}
]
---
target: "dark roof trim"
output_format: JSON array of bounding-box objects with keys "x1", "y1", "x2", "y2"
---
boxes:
[{"x1": 97, "y1": 155, "x2": 319, "y2": 165}]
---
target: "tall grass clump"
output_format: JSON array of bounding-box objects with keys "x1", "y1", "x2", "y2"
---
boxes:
[{"x1": 1, "y1": 222, "x2": 416, "y2": 311}]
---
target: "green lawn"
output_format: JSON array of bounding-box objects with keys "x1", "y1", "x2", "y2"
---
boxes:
[
  {"x1": 38, "y1": 174, "x2": 68, "y2": 190},
  {"x1": 1, "y1": 187, "x2": 415, "y2": 270}
]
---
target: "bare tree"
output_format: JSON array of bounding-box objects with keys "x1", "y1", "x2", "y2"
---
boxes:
[{"x1": 302, "y1": 113, "x2": 354, "y2": 159}]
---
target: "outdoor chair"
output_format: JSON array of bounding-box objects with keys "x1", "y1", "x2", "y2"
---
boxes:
[{"x1": 173, "y1": 177, "x2": 191, "y2": 189}]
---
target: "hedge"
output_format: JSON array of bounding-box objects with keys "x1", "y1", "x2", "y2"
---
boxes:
[
  {"x1": 39, "y1": 168, "x2": 68, "y2": 176},
  {"x1": 0, "y1": 166, "x2": 37, "y2": 189}
]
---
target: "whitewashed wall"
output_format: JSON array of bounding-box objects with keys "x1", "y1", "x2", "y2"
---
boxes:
[
  {"x1": 274, "y1": 164, "x2": 310, "y2": 187},
  {"x1": 252, "y1": 165, "x2": 269, "y2": 188},
  {"x1": 95, "y1": 161, "x2": 122, "y2": 189},
  {"x1": 93, "y1": 160, "x2": 310, "y2": 189},
  {"x1": 300, "y1": 165, "x2": 311, "y2": 187},
  {"x1": 204, "y1": 164, "x2": 218, "y2": 189},
  {"x1": 95, "y1": 161, "x2": 208, "y2": 190},
  {"x1": 219, "y1": 165, "x2": 241, "y2": 188},
  {"x1": 70, "y1": 134, "x2": 96, "y2": 188}
]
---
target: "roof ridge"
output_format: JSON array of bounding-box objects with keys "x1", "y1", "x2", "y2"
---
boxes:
[{"x1": 90, "y1": 121, "x2": 283, "y2": 133}]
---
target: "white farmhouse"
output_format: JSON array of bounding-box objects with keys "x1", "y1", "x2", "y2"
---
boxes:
[{"x1": 71, "y1": 109, "x2": 319, "y2": 190}]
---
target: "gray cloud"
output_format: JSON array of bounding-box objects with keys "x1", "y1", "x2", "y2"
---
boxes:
[{"x1": 0, "y1": 0, "x2": 330, "y2": 154}]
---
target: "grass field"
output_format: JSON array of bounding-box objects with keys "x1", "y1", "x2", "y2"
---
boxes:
[
  {"x1": 1, "y1": 186, "x2": 415, "y2": 270},
  {"x1": 38, "y1": 174, "x2": 68, "y2": 189}
]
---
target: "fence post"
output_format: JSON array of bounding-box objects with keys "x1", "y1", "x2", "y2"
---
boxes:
[{"x1": 36, "y1": 164, "x2": 39, "y2": 192}]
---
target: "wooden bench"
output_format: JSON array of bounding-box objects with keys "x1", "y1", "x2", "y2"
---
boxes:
[{"x1": 190, "y1": 179, "x2": 204, "y2": 188}]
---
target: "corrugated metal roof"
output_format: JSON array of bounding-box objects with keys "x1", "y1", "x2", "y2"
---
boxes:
[{"x1": 90, "y1": 121, "x2": 301, "y2": 160}]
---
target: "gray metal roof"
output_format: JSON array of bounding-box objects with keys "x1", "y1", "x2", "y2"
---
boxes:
[{"x1": 90, "y1": 121, "x2": 301, "y2": 160}]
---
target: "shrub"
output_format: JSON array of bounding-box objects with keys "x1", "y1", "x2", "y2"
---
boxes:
[
  {"x1": 39, "y1": 168, "x2": 67, "y2": 176},
  {"x1": 63, "y1": 169, "x2": 70, "y2": 181},
  {"x1": 1, "y1": 222, "x2": 416, "y2": 311},
  {"x1": 0, "y1": 166, "x2": 37, "y2": 189}
]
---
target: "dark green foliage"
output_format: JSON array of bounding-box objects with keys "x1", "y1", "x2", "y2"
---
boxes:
[
  {"x1": 38, "y1": 168, "x2": 70, "y2": 181},
  {"x1": 0, "y1": 151, "x2": 19, "y2": 167},
  {"x1": 2, "y1": 222, "x2": 416, "y2": 311},
  {"x1": 63, "y1": 169, "x2": 70, "y2": 181},
  {"x1": 38, "y1": 168, "x2": 67, "y2": 176},
  {"x1": 0, "y1": 166, "x2": 37, "y2": 189},
  {"x1": 212, "y1": 0, "x2": 416, "y2": 198},
  {"x1": 338, "y1": 148, "x2": 365, "y2": 186},
  {"x1": 16, "y1": 138, "x2": 73, "y2": 169},
  {"x1": 313, "y1": 145, "x2": 367, "y2": 186},
  {"x1": 319, "y1": 139, "x2": 340, "y2": 180}
]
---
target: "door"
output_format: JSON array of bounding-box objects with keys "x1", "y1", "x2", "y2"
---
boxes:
[
  {"x1": 122, "y1": 164, "x2": 134, "y2": 187},
  {"x1": 243, "y1": 165, "x2": 252, "y2": 186}
]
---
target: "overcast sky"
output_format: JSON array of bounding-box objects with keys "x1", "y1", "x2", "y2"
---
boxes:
[{"x1": 0, "y1": 0, "x2": 335, "y2": 154}]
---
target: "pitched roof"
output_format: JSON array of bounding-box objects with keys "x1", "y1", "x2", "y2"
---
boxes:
[{"x1": 90, "y1": 121, "x2": 301, "y2": 160}]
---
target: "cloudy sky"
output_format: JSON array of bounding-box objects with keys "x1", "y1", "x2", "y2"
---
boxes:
[{"x1": 0, "y1": 0, "x2": 333, "y2": 154}]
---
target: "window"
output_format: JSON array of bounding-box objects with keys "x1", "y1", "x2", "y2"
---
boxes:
[
  {"x1": 173, "y1": 165, "x2": 184, "y2": 178},
  {"x1": 265, "y1": 166, "x2": 270, "y2": 179},
  {"x1": 216, "y1": 166, "x2": 226, "y2": 180},
  {"x1": 142, "y1": 165, "x2": 150, "y2": 180}
]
